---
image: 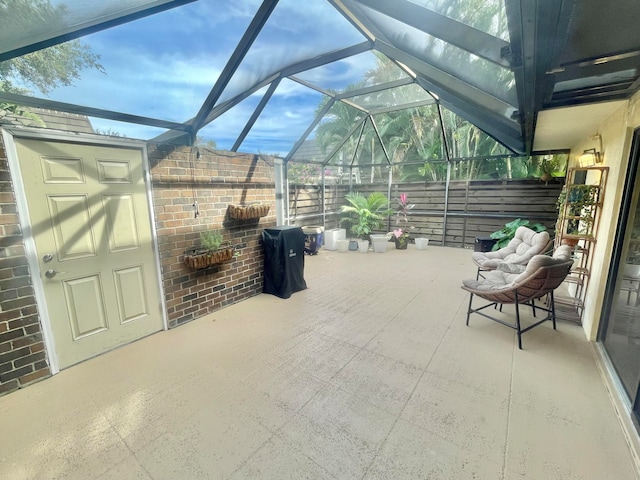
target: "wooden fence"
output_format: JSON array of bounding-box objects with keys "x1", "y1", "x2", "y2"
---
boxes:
[{"x1": 288, "y1": 179, "x2": 564, "y2": 248}]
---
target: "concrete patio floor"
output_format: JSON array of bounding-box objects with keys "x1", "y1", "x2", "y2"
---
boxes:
[{"x1": 1, "y1": 245, "x2": 638, "y2": 479}]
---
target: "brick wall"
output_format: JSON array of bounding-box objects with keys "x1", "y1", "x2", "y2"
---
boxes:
[
  {"x1": 0, "y1": 136, "x2": 50, "y2": 396},
  {"x1": 0, "y1": 136, "x2": 277, "y2": 397},
  {"x1": 148, "y1": 144, "x2": 276, "y2": 328}
]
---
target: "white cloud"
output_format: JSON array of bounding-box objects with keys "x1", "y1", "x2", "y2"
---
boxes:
[{"x1": 37, "y1": 0, "x2": 372, "y2": 157}]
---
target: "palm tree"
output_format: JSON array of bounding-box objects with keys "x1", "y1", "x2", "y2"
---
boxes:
[{"x1": 339, "y1": 191, "x2": 392, "y2": 239}]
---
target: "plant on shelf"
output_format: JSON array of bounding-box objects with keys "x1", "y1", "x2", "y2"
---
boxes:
[
  {"x1": 340, "y1": 192, "x2": 392, "y2": 252},
  {"x1": 184, "y1": 230, "x2": 234, "y2": 269},
  {"x1": 391, "y1": 192, "x2": 415, "y2": 249},
  {"x1": 489, "y1": 218, "x2": 547, "y2": 251},
  {"x1": 556, "y1": 183, "x2": 600, "y2": 244}
]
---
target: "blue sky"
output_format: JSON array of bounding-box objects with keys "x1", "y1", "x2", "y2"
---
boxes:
[{"x1": 41, "y1": 0, "x2": 376, "y2": 155}]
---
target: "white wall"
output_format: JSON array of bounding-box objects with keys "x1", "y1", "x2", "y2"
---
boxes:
[{"x1": 572, "y1": 91, "x2": 640, "y2": 340}]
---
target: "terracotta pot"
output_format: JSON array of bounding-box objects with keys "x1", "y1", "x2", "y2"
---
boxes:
[{"x1": 561, "y1": 237, "x2": 579, "y2": 247}]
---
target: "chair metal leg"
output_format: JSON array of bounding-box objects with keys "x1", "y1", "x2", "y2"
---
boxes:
[
  {"x1": 514, "y1": 290, "x2": 523, "y2": 349},
  {"x1": 466, "y1": 292, "x2": 474, "y2": 326},
  {"x1": 550, "y1": 290, "x2": 557, "y2": 330}
]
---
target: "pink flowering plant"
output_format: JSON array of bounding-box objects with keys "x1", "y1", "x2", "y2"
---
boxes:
[{"x1": 392, "y1": 193, "x2": 415, "y2": 241}]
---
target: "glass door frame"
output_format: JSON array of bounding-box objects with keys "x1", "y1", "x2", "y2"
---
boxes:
[{"x1": 598, "y1": 127, "x2": 640, "y2": 424}]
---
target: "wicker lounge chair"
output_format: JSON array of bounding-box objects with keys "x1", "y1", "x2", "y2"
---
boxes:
[
  {"x1": 462, "y1": 246, "x2": 573, "y2": 349},
  {"x1": 472, "y1": 226, "x2": 552, "y2": 278}
]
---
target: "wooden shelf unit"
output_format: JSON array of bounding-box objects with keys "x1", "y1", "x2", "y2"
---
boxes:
[{"x1": 554, "y1": 166, "x2": 609, "y2": 324}]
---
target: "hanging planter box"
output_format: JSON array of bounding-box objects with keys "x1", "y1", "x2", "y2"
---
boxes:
[
  {"x1": 184, "y1": 244, "x2": 234, "y2": 269},
  {"x1": 227, "y1": 203, "x2": 270, "y2": 220}
]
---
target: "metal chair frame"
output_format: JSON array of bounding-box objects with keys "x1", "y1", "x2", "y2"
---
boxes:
[
  {"x1": 463, "y1": 259, "x2": 572, "y2": 349},
  {"x1": 465, "y1": 289, "x2": 557, "y2": 350}
]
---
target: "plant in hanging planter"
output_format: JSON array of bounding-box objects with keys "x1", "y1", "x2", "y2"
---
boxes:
[
  {"x1": 184, "y1": 230, "x2": 235, "y2": 269},
  {"x1": 489, "y1": 218, "x2": 547, "y2": 251},
  {"x1": 227, "y1": 202, "x2": 270, "y2": 220}
]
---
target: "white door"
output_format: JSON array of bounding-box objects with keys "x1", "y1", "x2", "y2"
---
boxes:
[{"x1": 14, "y1": 138, "x2": 163, "y2": 369}]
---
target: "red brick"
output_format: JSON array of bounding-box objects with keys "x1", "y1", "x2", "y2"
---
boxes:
[{"x1": 19, "y1": 368, "x2": 50, "y2": 386}]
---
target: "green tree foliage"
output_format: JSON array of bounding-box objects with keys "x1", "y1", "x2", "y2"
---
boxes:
[
  {"x1": 196, "y1": 136, "x2": 217, "y2": 150},
  {"x1": 315, "y1": 84, "x2": 365, "y2": 156},
  {"x1": 314, "y1": 52, "x2": 566, "y2": 182},
  {"x1": 339, "y1": 191, "x2": 392, "y2": 239},
  {"x1": 0, "y1": 0, "x2": 104, "y2": 117}
]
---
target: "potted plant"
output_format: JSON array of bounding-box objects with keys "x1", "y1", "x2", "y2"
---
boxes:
[
  {"x1": 489, "y1": 218, "x2": 547, "y2": 251},
  {"x1": 227, "y1": 202, "x2": 270, "y2": 220},
  {"x1": 556, "y1": 183, "x2": 600, "y2": 245},
  {"x1": 184, "y1": 230, "x2": 234, "y2": 268},
  {"x1": 339, "y1": 191, "x2": 392, "y2": 253},
  {"x1": 370, "y1": 232, "x2": 392, "y2": 253},
  {"x1": 391, "y1": 193, "x2": 414, "y2": 250},
  {"x1": 536, "y1": 155, "x2": 566, "y2": 183}
]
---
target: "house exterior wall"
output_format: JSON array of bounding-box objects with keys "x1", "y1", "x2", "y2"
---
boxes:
[
  {"x1": 147, "y1": 144, "x2": 276, "y2": 328},
  {"x1": 571, "y1": 90, "x2": 640, "y2": 340},
  {"x1": 0, "y1": 136, "x2": 50, "y2": 395},
  {"x1": 0, "y1": 135, "x2": 276, "y2": 397}
]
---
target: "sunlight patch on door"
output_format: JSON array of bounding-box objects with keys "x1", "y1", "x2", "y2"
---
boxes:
[
  {"x1": 63, "y1": 275, "x2": 108, "y2": 341},
  {"x1": 97, "y1": 160, "x2": 132, "y2": 183},
  {"x1": 114, "y1": 265, "x2": 149, "y2": 324},
  {"x1": 40, "y1": 156, "x2": 85, "y2": 183},
  {"x1": 103, "y1": 194, "x2": 140, "y2": 252},
  {"x1": 47, "y1": 195, "x2": 97, "y2": 260}
]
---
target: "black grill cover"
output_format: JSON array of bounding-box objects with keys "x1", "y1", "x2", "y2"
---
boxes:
[{"x1": 262, "y1": 226, "x2": 307, "y2": 298}]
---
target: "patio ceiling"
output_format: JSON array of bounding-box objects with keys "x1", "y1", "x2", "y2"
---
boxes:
[{"x1": 0, "y1": 0, "x2": 639, "y2": 157}]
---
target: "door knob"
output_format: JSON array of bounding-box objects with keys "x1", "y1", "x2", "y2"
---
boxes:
[{"x1": 45, "y1": 269, "x2": 59, "y2": 278}]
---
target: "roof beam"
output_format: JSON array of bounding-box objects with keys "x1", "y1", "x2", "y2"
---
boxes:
[
  {"x1": 424, "y1": 83, "x2": 524, "y2": 154},
  {"x1": 191, "y1": 0, "x2": 279, "y2": 136},
  {"x1": 322, "y1": 117, "x2": 366, "y2": 166},
  {"x1": 560, "y1": 49, "x2": 640, "y2": 69},
  {"x1": 281, "y1": 42, "x2": 372, "y2": 77},
  {"x1": 356, "y1": 0, "x2": 512, "y2": 68},
  {"x1": 369, "y1": 115, "x2": 391, "y2": 165},
  {"x1": 376, "y1": 41, "x2": 520, "y2": 134},
  {"x1": 288, "y1": 76, "x2": 335, "y2": 98},
  {"x1": 0, "y1": 0, "x2": 197, "y2": 62},
  {"x1": 204, "y1": 42, "x2": 371, "y2": 126},
  {"x1": 336, "y1": 77, "x2": 414, "y2": 99},
  {"x1": 0, "y1": 91, "x2": 189, "y2": 131},
  {"x1": 545, "y1": 91, "x2": 633, "y2": 109},
  {"x1": 285, "y1": 98, "x2": 336, "y2": 163},
  {"x1": 545, "y1": 82, "x2": 636, "y2": 108},
  {"x1": 326, "y1": 0, "x2": 379, "y2": 43},
  {"x1": 550, "y1": 54, "x2": 640, "y2": 82},
  {"x1": 231, "y1": 78, "x2": 281, "y2": 152},
  {"x1": 204, "y1": 74, "x2": 280, "y2": 124},
  {"x1": 369, "y1": 99, "x2": 435, "y2": 116},
  {"x1": 504, "y1": 0, "x2": 534, "y2": 155}
]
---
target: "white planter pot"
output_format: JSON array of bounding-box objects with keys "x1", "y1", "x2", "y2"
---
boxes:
[
  {"x1": 370, "y1": 234, "x2": 389, "y2": 253},
  {"x1": 357, "y1": 239, "x2": 369, "y2": 253},
  {"x1": 336, "y1": 239, "x2": 349, "y2": 253},
  {"x1": 415, "y1": 237, "x2": 429, "y2": 250},
  {"x1": 324, "y1": 228, "x2": 346, "y2": 250}
]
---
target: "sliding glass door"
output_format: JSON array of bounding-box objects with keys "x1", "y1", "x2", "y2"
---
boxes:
[{"x1": 601, "y1": 128, "x2": 640, "y2": 416}]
